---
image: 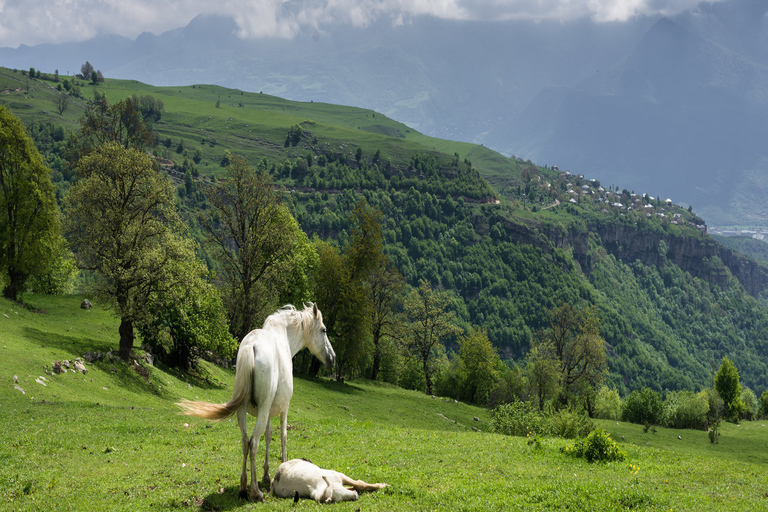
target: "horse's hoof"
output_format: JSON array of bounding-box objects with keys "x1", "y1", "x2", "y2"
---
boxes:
[
  {"x1": 238, "y1": 490, "x2": 249, "y2": 500},
  {"x1": 251, "y1": 492, "x2": 265, "y2": 503}
]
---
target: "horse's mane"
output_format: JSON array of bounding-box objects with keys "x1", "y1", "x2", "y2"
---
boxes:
[{"x1": 263, "y1": 303, "x2": 318, "y2": 332}]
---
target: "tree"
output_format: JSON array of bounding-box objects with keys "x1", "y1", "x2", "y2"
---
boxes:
[
  {"x1": 759, "y1": 390, "x2": 768, "y2": 420},
  {"x1": 137, "y1": 256, "x2": 236, "y2": 369},
  {"x1": 66, "y1": 97, "x2": 156, "y2": 167},
  {"x1": 312, "y1": 238, "x2": 372, "y2": 380},
  {"x1": 740, "y1": 387, "x2": 757, "y2": 420},
  {"x1": 535, "y1": 303, "x2": 607, "y2": 408},
  {"x1": 621, "y1": 387, "x2": 663, "y2": 425},
  {"x1": 403, "y1": 280, "x2": 462, "y2": 395},
  {"x1": 311, "y1": 201, "x2": 384, "y2": 380},
  {"x1": 55, "y1": 91, "x2": 69, "y2": 115},
  {"x1": 367, "y1": 254, "x2": 404, "y2": 381},
  {"x1": 80, "y1": 61, "x2": 94, "y2": 79},
  {"x1": 714, "y1": 356, "x2": 742, "y2": 421},
  {"x1": 63, "y1": 143, "x2": 189, "y2": 360},
  {"x1": 526, "y1": 340, "x2": 561, "y2": 410},
  {"x1": 201, "y1": 154, "x2": 306, "y2": 341},
  {"x1": 594, "y1": 386, "x2": 622, "y2": 420},
  {"x1": 0, "y1": 106, "x2": 62, "y2": 301},
  {"x1": 456, "y1": 328, "x2": 503, "y2": 404}
]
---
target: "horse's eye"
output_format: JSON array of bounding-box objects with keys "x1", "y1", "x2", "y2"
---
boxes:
[{"x1": 321, "y1": 328, "x2": 327, "y2": 333}]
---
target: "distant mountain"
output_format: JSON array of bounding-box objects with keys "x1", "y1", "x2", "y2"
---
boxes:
[
  {"x1": 1, "y1": 0, "x2": 767, "y2": 225},
  {"x1": 489, "y1": 17, "x2": 768, "y2": 224}
]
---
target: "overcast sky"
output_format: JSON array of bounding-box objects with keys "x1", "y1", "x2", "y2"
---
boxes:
[{"x1": 0, "y1": 0, "x2": 722, "y2": 48}]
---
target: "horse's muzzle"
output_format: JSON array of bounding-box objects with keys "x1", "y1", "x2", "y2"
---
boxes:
[{"x1": 325, "y1": 353, "x2": 335, "y2": 371}]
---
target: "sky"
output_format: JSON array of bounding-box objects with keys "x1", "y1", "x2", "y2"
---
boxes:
[{"x1": 0, "y1": 0, "x2": 722, "y2": 48}]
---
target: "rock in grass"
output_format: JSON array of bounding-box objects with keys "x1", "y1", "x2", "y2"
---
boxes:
[{"x1": 81, "y1": 299, "x2": 92, "y2": 309}]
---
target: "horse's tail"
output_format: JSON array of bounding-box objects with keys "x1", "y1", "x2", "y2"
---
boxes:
[{"x1": 175, "y1": 344, "x2": 254, "y2": 420}]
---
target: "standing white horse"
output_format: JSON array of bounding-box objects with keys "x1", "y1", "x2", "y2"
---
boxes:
[{"x1": 176, "y1": 303, "x2": 335, "y2": 502}]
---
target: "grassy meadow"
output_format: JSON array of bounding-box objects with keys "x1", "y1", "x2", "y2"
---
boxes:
[{"x1": 2, "y1": 294, "x2": 768, "y2": 511}]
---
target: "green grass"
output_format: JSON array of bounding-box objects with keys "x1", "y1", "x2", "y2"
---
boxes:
[{"x1": 3, "y1": 295, "x2": 768, "y2": 511}]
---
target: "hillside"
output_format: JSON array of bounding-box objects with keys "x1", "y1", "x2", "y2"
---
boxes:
[
  {"x1": 3, "y1": 66, "x2": 768, "y2": 396},
  {"x1": 2, "y1": 294, "x2": 768, "y2": 511}
]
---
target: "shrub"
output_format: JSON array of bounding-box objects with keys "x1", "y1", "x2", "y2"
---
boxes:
[
  {"x1": 622, "y1": 387, "x2": 663, "y2": 425},
  {"x1": 595, "y1": 386, "x2": 622, "y2": 420},
  {"x1": 661, "y1": 390, "x2": 708, "y2": 430},
  {"x1": 548, "y1": 408, "x2": 595, "y2": 439},
  {"x1": 490, "y1": 400, "x2": 551, "y2": 438},
  {"x1": 561, "y1": 428, "x2": 626, "y2": 463}
]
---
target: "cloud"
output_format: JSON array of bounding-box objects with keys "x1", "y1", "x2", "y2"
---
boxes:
[{"x1": 0, "y1": 0, "x2": 724, "y2": 48}]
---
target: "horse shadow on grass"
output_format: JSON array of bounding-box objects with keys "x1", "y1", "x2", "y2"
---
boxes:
[
  {"x1": 295, "y1": 374, "x2": 365, "y2": 396},
  {"x1": 198, "y1": 486, "x2": 252, "y2": 511}
]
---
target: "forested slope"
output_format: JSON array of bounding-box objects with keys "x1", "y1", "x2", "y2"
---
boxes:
[{"x1": 3, "y1": 66, "x2": 768, "y2": 395}]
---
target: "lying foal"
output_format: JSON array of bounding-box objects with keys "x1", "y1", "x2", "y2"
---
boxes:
[{"x1": 271, "y1": 459, "x2": 387, "y2": 503}]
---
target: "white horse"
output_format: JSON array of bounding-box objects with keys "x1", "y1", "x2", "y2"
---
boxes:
[
  {"x1": 176, "y1": 303, "x2": 335, "y2": 502},
  {"x1": 271, "y1": 459, "x2": 387, "y2": 503}
]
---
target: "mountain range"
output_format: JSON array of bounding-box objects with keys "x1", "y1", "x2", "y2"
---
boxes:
[{"x1": 1, "y1": 0, "x2": 767, "y2": 226}]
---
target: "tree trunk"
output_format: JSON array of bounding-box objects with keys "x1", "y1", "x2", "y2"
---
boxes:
[
  {"x1": 119, "y1": 318, "x2": 134, "y2": 361},
  {"x1": 370, "y1": 338, "x2": 381, "y2": 381},
  {"x1": 2, "y1": 269, "x2": 26, "y2": 302},
  {"x1": 423, "y1": 357, "x2": 433, "y2": 395}
]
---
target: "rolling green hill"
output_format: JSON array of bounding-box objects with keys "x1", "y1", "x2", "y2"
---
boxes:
[
  {"x1": 2, "y1": 293, "x2": 768, "y2": 511},
  {"x1": 3, "y1": 66, "x2": 768, "y2": 397}
]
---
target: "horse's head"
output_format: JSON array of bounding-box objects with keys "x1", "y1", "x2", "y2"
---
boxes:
[{"x1": 307, "y1": 303, "x2": 335, "y2": 371}]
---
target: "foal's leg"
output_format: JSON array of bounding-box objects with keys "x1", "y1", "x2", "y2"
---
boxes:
[
  {"x1": 340, "y1": 474, "x2": 388, "y2": 492},
  {"x1": 237, "y1": 407, "x2": 250, "y2": 500}
]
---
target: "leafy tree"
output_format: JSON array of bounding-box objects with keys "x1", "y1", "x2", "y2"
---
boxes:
[
  {"x1": 0, "y1": 106, "x2": 62, "y2": 301},
  {"x1": 715, "y1": 356, "x2": 743, "y2": 421},
  {"x1": 91, "y1": 70, "x2": 98, "y2": 85},
  {"x1": 740, "y1": 387, "x2": 757, "y2": 420},
  {"x1": 759, "y1": 390, "x2": 768, "y2": 420},
  {"x1": 137, "y1": 256, "x2": 236, "y2": 369},
  {"x1": 594, "y1": 386, "x2": 622, "y2": 420},
  {"x1": 536, "y1": 303, "x2": 607, "y2": 408},
  {"x1": 201, "y1": 154, "x2": 306, "y2": 341},
  {"x1": 54, "y1": 92, "x2": 69, "y2": 115},
  {"x1": 66, "y1": 97, "x2": 156, "y2": 168},
  {"x1": 661, "y1": 390, "x2": 708, "y2": 429},
  {"x1": 456, "y1": 328, "x2": 503, "y2": 404},
  {"x1": 403, "y1": 280, "x2": 462, "y2": 395},
  {"x1": 367, "y1": 254, "x2": 405, "y2": 381},
  {"x1": 621, "y1": 387, "x2": 663, "y2": 425},
  {"x1": 80, "y1": 61, "x2": 94, "y2": 79},
  {"x1": 312, "y1": 238, "x2": 372, "y2": 380},
  {"x1": 63, "y1": 143, "x2": 189, "y2": 360},
  {"x1": 527, "y1": 340, "x2": 561, "y2": 410}
]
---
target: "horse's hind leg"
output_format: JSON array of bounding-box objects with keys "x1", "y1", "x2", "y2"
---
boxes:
[
  {"x1": 248, "y1": 408, "x2": 270, "y2": 502},
  {"x1": 279, "y1": 409, "x2": 288, "y2": 463},
  {"x1": 237, "y1": 407, "x2": 250, "y2": 500},
  {"x1": 261, "y1": 419, "x2": 272, "y2": 489}
]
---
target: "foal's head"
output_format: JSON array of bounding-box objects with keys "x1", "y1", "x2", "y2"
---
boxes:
[{"x1": 305, "y1": 303, "x2": 335, "y2": 371}]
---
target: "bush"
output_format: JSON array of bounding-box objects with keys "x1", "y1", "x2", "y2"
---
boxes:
[
  {"x1": 490, "y1": 400, "x2": 551, "y2": 438},
  {"x1": 561, "y1": 428, "x2": 626, "y2": 463},
  {"x1": 549, "y1": 408, "x2": 595, "y2": 439},
  {"x1": 661, "y1": 390, "x2": 708, "y2": 429},
  {"x1": 595, "y1": 386, "x2": 622, "y2": 420},
  {"x1": 622, "y1": 387, "x2": 663, "y2": 425}
]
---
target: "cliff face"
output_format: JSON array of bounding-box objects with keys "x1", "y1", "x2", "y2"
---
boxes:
[
  {"x1": 555, "y1": 221, "x2": 768, "y2": 298},
  {"x1": 495, "y1": 213, "x2": 768, "y2": 298}
]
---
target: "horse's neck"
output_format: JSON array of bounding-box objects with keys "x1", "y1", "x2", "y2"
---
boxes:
[{"x1": 285, "y1": 322, "x2": 307, "y2": 357}]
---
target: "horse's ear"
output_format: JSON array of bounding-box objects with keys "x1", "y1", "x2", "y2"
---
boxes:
[{"x1": 313, "y1": 303, "x2": 318, "y2": 318}]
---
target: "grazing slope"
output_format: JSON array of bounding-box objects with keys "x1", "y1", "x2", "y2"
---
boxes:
[{"x1": 2, "y1": 294, "x2": 768, "y2": 511}]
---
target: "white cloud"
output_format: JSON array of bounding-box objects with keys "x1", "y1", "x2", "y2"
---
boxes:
[{"x1": 0, "y1": 0, "x2": 725, "y2": 48}]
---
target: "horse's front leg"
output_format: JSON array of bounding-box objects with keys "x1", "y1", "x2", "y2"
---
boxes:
[
  {"x1": 237, "y1": 408, "x2": 250, "y2": 500},
  {"x1": 262, "y1": 419, "x2": 272, "y2": 490},
  {"x1": 280, "y1": 409, "x2": 288, "y2": 463}
]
